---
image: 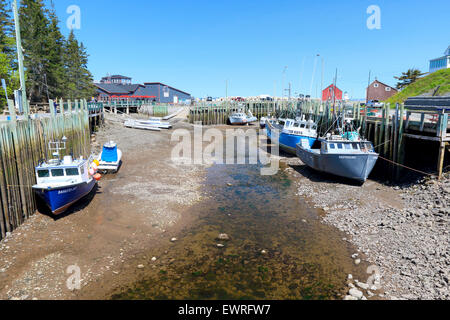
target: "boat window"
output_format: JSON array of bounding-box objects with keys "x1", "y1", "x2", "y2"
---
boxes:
[
  {"x1": 352, "y1": 143, "x2": 359, "y2": 150},
  {"x1": 294, "y1": 123, "x2": 300, "y2": 127},
  {"x1": 312, "y1": 125, "x2": 317, "y2": 130},
  {"x1": 337, "y1": 143, "x2": 343, "y2": 149},
  {"x1": 66, "y1": 168, "x2": 79, "y2": 176},
  {"x1": 300, "y1": 123, "x2": 306, "y2": 128},
  {"x1": 80, "y1": 166, "x2": 85, "y2": 175},
  {"x1": 344, "y1": 144, "x2": 352, "y2": 150},
  {"x1": 51, "y1": 169, "x2": 65, "y2": 177},
  {"x1": 365, "y1": 143, "x2": 374, "y2": 150},
  {"x1": 37, "y1": 170, "x2": 50, "y2": 178},
  {"x1": 329, "y1": 144, "x2": 335, "y2": 149}
]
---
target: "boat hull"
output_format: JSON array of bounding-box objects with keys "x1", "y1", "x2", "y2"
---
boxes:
[
  {"x1": 296, "y1": 144, "x2": 379, "y2": 182},
  {"x1": 229, "y1": 116, "x2": 257, "y2": 126},
  {"x1": 33, "y1": 179, "x2": 96, "y2": 215},
  {"x1": 229, "y1": 116, "x2": 248, "y2": 125},
  {"x1": 266, "y1": 121, "x2": 316, "y2": 155}
]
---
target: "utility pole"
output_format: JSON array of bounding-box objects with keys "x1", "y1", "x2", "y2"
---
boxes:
[
  {"x1": 12, "y1": 0, "x2": 28, "y2": 117},
  {"x1": 285, "y1": 82, "x2": 291, "y2": 99}
]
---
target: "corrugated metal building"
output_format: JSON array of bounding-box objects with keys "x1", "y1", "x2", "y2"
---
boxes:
[
  {"x1": 134, "y1": 83, "x2": 191, "y2": 104},
  {"x1": 94, "y1": 76, "x2": 191, "y2": 103}
]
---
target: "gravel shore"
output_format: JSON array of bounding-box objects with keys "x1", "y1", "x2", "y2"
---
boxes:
[{"x1": 285, "y1": 156, "x2": 449, "y2": 300}]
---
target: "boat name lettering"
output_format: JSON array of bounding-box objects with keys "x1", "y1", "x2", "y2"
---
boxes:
[{"x1": 58, "y1": 187, "x2": 78, "y2": 194}]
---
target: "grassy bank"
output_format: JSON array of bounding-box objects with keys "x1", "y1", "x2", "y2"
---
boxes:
[{"x1": 385, "y1": 68, "x2": 450, "y2": 104}]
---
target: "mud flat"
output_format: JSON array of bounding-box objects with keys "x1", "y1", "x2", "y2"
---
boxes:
[
  {"x1": 0, "y1": 117, "x2": 205, "y2": 300},
  {"x1": 285, "y1": 156, "x2": 449, "y2": 300}
]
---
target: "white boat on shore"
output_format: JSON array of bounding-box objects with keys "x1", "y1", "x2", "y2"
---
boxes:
[
  {"x1": 229, "y1": 111, "x2": 258, "y2": 125},
  {"x1": 97, "y1": 141, "x2": 122, "y2": 173},
  {"x1": 124, "y1": 119, "x2": 161, "y2": 131},
  {"x1": 137, "y1": 117, "x2": 172, "y2": 129}
]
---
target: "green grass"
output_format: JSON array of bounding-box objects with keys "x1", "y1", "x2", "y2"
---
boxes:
[{"x1": 385, "y1": 68, "x2": 450, "y2": 104}]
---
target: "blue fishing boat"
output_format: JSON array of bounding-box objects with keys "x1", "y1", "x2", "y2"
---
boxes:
[
  {"x1": 32, "y1": 138, "x2": 99, "y2": 215},
  {"x1": 266, "y1": 117, "x2": 318, "y2": 154},
  {"x1": 296, "y1": 120, "x2": 379, "y2": 183}
]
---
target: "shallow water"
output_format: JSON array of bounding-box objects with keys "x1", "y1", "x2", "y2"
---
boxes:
[{"x1": 112, "y1": 161, "x2": 366, "y2": 300}]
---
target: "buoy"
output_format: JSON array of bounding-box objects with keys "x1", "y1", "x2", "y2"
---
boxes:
[
  {"x1": 92, "y1": 163, "x2": 98, "y2": 170},
  {"x1": 93, "y1": 173, "x2": 102, "y2": 181},
  {"x1": 93, "y1": 159, "x2": 100, "y2": 166},
  {"x1": 89, "y1": 168, "x2": 95, "y2": 176}
]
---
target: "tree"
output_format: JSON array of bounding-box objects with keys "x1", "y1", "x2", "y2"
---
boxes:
[
  {"x1": 394, "y1": 69, "x2": 426, "y2": 90},
  {"x1": 63, "y1": 30, "x2": 95, "y2": 100},
  {"x1": 45, "y1": 4, "x2": 65, "y2": 99},
  {"x1": 19, "y1": 0, "x2": 51, "y2": 102}
]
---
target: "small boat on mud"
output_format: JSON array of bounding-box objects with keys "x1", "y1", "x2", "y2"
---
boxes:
[
  {"x1": 138, "y1": 117, "x2": 172, "y2": 129},
  {"x1": 296, "y1": 121, "x2": 379, "y2": 183},
  {"x1": 229, "y1": 111, "x2": 258, "y2": 125},
  {"x1": 266, "y1": 117, "x2": 318, "y2": 154},
  {"x1": 124, "y1": 117, "x2": 172, "y2": 131},
  {"x1": 32, "y1": 138, "x2": 100, "y2": 215},
  {"x1": 97, "y1": 141, "x2": 122, "y2": 173}
]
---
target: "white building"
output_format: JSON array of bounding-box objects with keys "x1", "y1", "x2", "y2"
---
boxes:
[{"x1": 429, "y1": 46, "x2": 450, "y2": 73}]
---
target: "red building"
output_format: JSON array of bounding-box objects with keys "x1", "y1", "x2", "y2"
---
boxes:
[{"x1": 322, "y1": 84, "x2": 343, "y2": 101}]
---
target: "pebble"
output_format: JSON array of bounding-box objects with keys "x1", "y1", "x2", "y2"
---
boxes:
[
  {"x1": 261, "y1": 250, "x2": 268, "y2": 255},
  {"x1": 357, "y1": 282, "x2": 369, "y2": 290},
  {"x1": 348, "y1": 274, "x2": 353, "y2": 280},
  {"x1": 216, "y1": 244, "x2": 225, "y2": 248},
  {"x1": 217, "y1": 234, "x2": 230, "y2": 241},
  {"x1": 151, "y1": 257, "x2": 157, "y2": 262},
  {"x1": 170, "y1": 238, "x2": 177, "y2": 242},
  {"x1": 349, "y1": 288, "x2": 363, "y2": 299},
  {"x1": 312, "y1": 173, "x2": 450, "y2": 300},
  {"x1": 344, "y1": 295, "x2": 358, "y2": 300},
  {"x1": 137, "y1": 264, "x2": 145, "y2": 269}
]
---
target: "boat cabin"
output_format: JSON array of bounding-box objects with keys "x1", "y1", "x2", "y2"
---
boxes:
[
  {"x1": 320, "y1": 140, "x2": 375, "y2": 154},
  {"x1": 35, "y1": 156, "x2": 89, "y2": 188},
  {"x1": 282, "y1": 119, "x2": 317, "y2": 136}
]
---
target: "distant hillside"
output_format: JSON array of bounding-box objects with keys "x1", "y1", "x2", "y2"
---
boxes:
[{"x1": 385, "y1": 68, "x2": 450, "y2": 104}]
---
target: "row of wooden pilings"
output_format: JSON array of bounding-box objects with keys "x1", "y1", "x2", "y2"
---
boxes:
[
  {"x1": 0, "y1": 99, "x2": 92, "y2": 240},
  {"x1": 189, "y1": 100, "x2": 448, "y2": 181}
]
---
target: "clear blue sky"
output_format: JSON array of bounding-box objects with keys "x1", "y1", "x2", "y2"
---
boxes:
[{"x1": 48, "y1": 0, "x2": 450, "y2": 99}]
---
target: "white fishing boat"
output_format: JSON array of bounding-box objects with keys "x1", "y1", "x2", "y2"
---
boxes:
[
  {"x1": 97, "y1": 141, "x2": 122, "y2": 173},
  {"x1": 32, "y1": 138, "x2": 100, "y2": 215},
  {"x1": 229, "y1": 111, "x2": 258, "y2": 125}
]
